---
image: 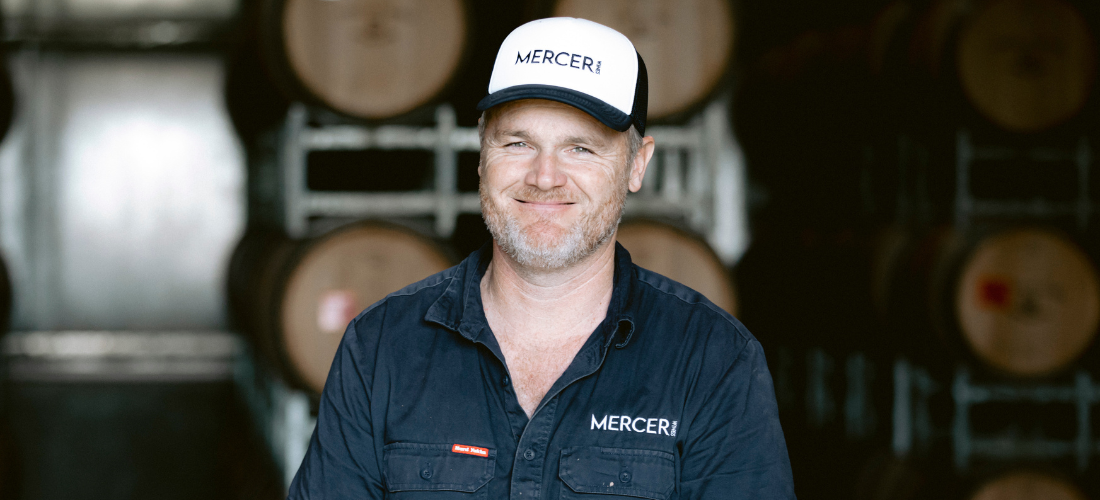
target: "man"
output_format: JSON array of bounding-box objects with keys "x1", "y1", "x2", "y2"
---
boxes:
[{"x1": 289, "y1": 17, "x2": 794, "y2": 499}]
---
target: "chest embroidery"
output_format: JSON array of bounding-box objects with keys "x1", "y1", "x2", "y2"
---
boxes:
[{"x1": 591, "y1": 414, "x2": 678, "y2": 436}]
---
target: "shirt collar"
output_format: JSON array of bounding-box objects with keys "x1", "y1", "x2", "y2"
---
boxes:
[{"x1": 424, "y1": 241, "x2": 638, "y2": 348}]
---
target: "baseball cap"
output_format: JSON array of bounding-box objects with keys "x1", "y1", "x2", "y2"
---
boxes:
[{"x1": 477, "y1": 17, "x2": 648, "y2": 135}]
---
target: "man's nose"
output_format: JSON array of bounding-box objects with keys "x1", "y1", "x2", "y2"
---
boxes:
[{"x1": 525, "y1": 151, "x2": 568, "y2": 191}]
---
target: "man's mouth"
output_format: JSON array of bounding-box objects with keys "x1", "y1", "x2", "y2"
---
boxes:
[{"x1": 516, "y1": 199, "x2": 574, "y2": 205}]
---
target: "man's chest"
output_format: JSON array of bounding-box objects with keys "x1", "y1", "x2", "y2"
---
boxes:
[
  {"x1": 496, "y1": 333, "x2": 589, "y2": 417},
  {"x1": 376, "y1": 343, "x2": 687, "y2": 499}
]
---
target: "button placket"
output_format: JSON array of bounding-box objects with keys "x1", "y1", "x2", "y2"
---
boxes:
[
  {"x1": 478, "y1": 327, "x2": 529, "y2": 442},
  {"x1": 510, "y1": 398, "x2": 558, "y2": 499}
]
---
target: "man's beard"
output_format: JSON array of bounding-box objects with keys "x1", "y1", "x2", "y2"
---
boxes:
[{"x1": 480, "y1": 175, "x2": 628, "y2": 270}]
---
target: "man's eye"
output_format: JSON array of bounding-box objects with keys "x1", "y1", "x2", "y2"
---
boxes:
[
  {"x1": 507, "y1": 141, "x2": 527, "y2": 148},
  {"x1": 571, "y1": 146, "x2": 592, "y2": 154}
]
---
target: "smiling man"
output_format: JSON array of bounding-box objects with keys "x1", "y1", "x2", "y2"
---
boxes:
[{"x1": 289, "y1": 17, "x2": 794, "y2": 499}]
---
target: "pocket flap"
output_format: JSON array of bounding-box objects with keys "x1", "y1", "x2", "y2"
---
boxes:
[
  {"x1": 384, "y1": 443, "x2": 495, "y2": 493},
  {"x1": 559, "y1": 447, "x2": 675, "y2": 500}
]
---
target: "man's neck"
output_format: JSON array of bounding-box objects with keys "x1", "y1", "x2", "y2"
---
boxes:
[{"x1": 480, "y1": 239, "x2": 617, "y2": 346}]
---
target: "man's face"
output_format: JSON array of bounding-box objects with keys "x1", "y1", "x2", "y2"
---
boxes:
[{"x1": 479, "y1": 99, "x2": 646, "y2": 270}]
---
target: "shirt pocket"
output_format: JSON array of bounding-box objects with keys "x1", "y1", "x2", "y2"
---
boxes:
[
  {"x1": 558, "y1": 446, "x2": 676, "y2": 500},
  {"x1": 383, "y1": 443, "x2": 495, "y2": 499}
]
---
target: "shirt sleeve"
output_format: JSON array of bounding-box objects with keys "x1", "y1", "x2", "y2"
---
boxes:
[
  {"x1": 287, "y1": 308, "x2": 385, "y2": 499},
  {"x1": 678, "y1": 335, "x2": 796, "y2": 499}
]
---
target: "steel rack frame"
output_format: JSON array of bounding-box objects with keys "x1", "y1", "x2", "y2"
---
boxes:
[
  {"x1": 954, "y1": 129, "x2": 1093, "y2": 230},
  {"x1": 2, "y1": 330, "x2": 240, "y2": 382},
  {"x1": 800, "y1": 348, "x2": 879, "y2": 441},
  {"x1": 233, "y1": 343, "x2": 314, "y2": 490},
  {"x1": 277, "y1": 101, "x2": 744, "y2": 264},
  {"x1": 893, "y1": 360, "x2": 1100, "y2": 472},
  {"x1": 886, "y1": 129, "x2": 1100, "y2": 471}
]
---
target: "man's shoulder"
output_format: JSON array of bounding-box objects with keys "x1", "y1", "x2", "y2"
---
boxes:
[
  {"x1": 349, "y1": 262, "x2": 463, "y2": 329},
  {"x1": 629, "y1": 264, "x2": 755, "y2": 351},
  {"x1": 631, "y1": 265, "x2": 746, "y2": 330},
  {"x1": 385, "y1": 263, "x2": 463, "y2": 302}
]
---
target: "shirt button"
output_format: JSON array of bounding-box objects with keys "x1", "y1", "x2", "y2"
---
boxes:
[
  {"x1": 503, "y1": 376, "x2": 510, "y2": 385},
  {"x1": 620, "y1": 471, "x2": 632, "y2": 483},
  {"x1": 421, "y1": 468, "x2": 433, "y2": 480},
  {"x1": 523, "y1": 449, "x2": 535, "y2": 461}
]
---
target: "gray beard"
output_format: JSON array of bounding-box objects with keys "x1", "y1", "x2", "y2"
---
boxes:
[{"x1": 480, "y1": 182, "x2": 626, "y2": 270}]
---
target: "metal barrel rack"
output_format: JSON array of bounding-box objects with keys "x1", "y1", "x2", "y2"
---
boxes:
[
  {"x1": 887, "y1": 128, "x2": 1100, "y2": 473},
  {"x1": 276, "y1": 101, "x2": 744, "y2": 257},
  {"x1": 954, "y1": 128, "x2": 1093, "y2": 230},
  {"x1": 800, "y1": 348, "x2": 880, "y2": 442},
  {"x1": 233, "y1": 342, "x2": 315, "y2": 490},
  {"x1": 892, "y1": 359, "x2": 1100, "y2": 472}
]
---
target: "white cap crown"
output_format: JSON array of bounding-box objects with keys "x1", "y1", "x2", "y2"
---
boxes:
[{"x1": 478, "y1": 17, "x2": 647, "y2": 134}]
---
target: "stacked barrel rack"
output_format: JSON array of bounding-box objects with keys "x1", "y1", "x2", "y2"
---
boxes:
[
  {"x1": 890, "y1": 133, "x2": 1100, "y2": 463},
  {"x1": 733, "y1": 0, "x2": 1100, "y2": 498}
]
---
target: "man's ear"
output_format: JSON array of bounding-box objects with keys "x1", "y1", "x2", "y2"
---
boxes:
[
  {"x1": 477, "y1": 115, "x2": 485, "y2": 177},
  {"x1": 628, "y1": 136, "x2": 656, "y2": 193}
]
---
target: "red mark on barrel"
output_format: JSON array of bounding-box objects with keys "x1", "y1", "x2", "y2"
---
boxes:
[{"x1": 978, "y1": 277, "x2": 1011, "y2": 310}]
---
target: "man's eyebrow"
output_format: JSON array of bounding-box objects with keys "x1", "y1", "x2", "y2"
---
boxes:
[
  {"x1": 496, "y1": 130, "x2": 532, "y2": 141},
  {"x1": 564, "y1": 135, "x2": 612, "y2": 148}
]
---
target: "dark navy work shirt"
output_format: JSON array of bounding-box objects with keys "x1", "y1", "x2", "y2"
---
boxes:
[{"x1": 289, "y1": 243, "x2": 795, "y2": 499}]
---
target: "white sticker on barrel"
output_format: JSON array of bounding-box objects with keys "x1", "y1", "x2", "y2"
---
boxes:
[{"x1": 317, "y1": 290, "x2": 358, "y2": 334}]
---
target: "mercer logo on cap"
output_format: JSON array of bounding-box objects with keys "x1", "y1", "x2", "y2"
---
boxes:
[
  {"x1": 477, "y1": 17, "x2": 648, "y2": 135},
  {"x1": 451, "y1": 444, "x2": 489, "y2": 457},
  {"x1": 515, "y1": 49, "x2": 601, "y2": 74}
]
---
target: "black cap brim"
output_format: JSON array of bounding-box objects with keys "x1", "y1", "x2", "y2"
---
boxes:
[{"x1": 476, "y1": 84, "x2": 633, "y2": 133}]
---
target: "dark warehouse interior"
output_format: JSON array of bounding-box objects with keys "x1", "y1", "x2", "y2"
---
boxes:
[{"x1": 0, "y1": 0, "x2": 1098, "y2": 498}]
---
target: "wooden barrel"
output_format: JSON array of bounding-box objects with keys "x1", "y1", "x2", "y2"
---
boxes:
[
  {"x1": 901, "y1": 0, "x2": 970, "y2": 77},
  {"x1": 229, "y1": 222, "x2": 453, "y2": 393},
  {"x1": 0, "y1": 57, "x2": 13, "y2": 146},
  {"x1": 853, "y1": 451, "x2": 925, "y2": 500},
  {"x1": 227, "y1": 227, "x2": 295, "y2": 339},
  {"x1": 955, "y1": 0, "x2": 1096, "y2": 132},
  {"x1": 955, "y1": 227, "x2": 1100, "y2": 376},
  {"x1": 881, "y1": 226, "x2": 1100, "y2": 377},
  {"x1": 616, "y1": 220, "x2": 737, "y2": 314},
  {"x1": 224, "y1": 0, "x2": 291, "y2": 144},
  {"x1": 0, "y1": 7, "x2": 13, "y2": 145},
  {"x1": 878, "y1": 0, "x2": 1095, "y2": 133},
  {"x1": 548, "y1": 0, "x2": 736, "y2": 121},
  {"x1": 0, "y1": 253, "x2": 13, "y2": 336},
  {"x1": 225, "y1": 39, "x2": 291, "y2": 143},
  {"x1": 262, "y1": 0, "x2": 470, "y2": 120},
  {"x1": 968, "y1": 471, "x2": 1087, "y2": 500},
  {"x1": 0, "y1": 251, "x2": 18, "y2": 338}
]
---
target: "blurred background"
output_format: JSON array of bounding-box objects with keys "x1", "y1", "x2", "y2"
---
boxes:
[{"x1": 0, "y1": 0, "x2": 1096, "y2": 498}]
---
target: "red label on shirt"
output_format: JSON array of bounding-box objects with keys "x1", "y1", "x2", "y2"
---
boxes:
[{"x1": 452, "y1": 444, "x2": 489, "y2": 457}]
